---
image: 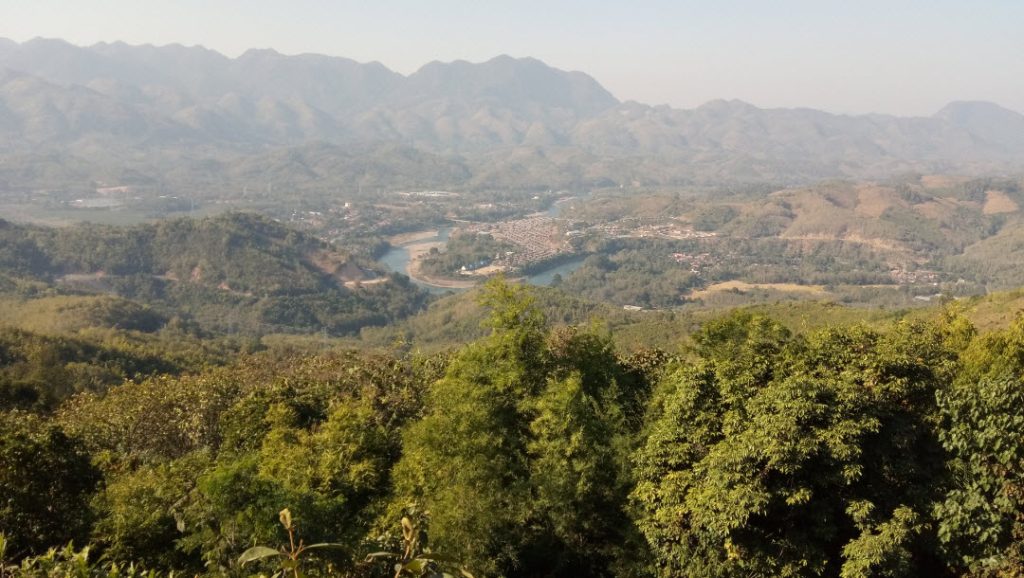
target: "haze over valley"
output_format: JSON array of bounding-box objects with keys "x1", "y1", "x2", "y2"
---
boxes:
[{"x1": 2, "y1": 37, "x2": 1024, "y2": 194}]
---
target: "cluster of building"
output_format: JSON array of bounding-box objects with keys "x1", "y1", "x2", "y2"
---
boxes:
[
  {"x1": 889, "y1": 268, "x2": 940, "y2": 285},
  {"x1": 672, "y1": 252, "x2": 714, "y2": 275},
  {"x1": 475, "y1": 217, "x2": 571, "y2": 267},
  {"x1": 577, "y1": 221, "x2": 716, "y2": 241},
  {"x1": 286, "y1": 210, "x2": 328, "y2": 228},
  {"x1": 397, "y1": 190, "x2": 460, "y2": 198},
  {"x1": 627, "y1": 224, "x2": 717, "y2": 240}
]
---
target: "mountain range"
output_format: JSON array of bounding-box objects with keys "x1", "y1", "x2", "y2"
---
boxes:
[{"x1": 1, "y1": 37, "x2": 1023, "y2": 189}]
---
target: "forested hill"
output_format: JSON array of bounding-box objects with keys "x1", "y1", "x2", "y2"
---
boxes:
[
  {"x1": 0, "y1": 212, "x2": 363, "y2": 291},
  {"x1": 0, "y1": 213, "x2": 429, "y2": 335}
]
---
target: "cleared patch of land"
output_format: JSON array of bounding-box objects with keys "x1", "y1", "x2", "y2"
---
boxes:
[
  {"x1": 460, "y1": 264, "x2": 507, "y2": 277},
  {"x1": 983, "y1": 190, "x2": 1019, "y2": 215},
  {"x1": 920, "y1": 175, "x2": 968, "y2": 189},
  {"x1": 781, "y1": 233, "x2": 908, "y2": 253},
  {"x1": 343, "y1": 278, "x2": 387, "y2": 288},
  {"x1": 688, "y1": 281, "x2": 828, "y2": 299},
  {"x1": 307, "y1": 250, "x2": 371, "y2": 284},
  {"x1": 943, "y1": 289, "x2": 1024, "y2": 332},
  {"x1": 855, "y1": 185, "x2": 897, "y2": 218},
  {"x1": 914, "y1": 198, "x2": 960, "y2": 220}
]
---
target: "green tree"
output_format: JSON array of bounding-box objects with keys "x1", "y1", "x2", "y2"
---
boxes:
[
  {"x1": 393, "y1": 280, "x2": 650, "y2": 577},
  {"x1": 391, "y1": 279, "x2": 549, "y2": 575},
  {"x1": 90, "y1": 451, "x2": 210, "y2": 572},
  {"x1": 528, "y1": 372, "x2": 639, "y2": 576},
  {"x1": 0, "y1": 412, "x2": 101, "y2": 559},
  {"x1": 632, "y1": 316, "x2": 956, "y2": 577},
  {"x1": 935, "y1": 318, "x2": 1024, "y2": 576},
  {"x1": 391, "y1": 339, "x2": 541, "y2": 575}
]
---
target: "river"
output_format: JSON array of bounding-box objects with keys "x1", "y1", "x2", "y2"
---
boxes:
[
  {"x1": 523, "y1": 257, "x2": 587, "y2": 286},
  {"x1": 377, "y1": 225, "x2": 585, "y2": 292},
  {"x1": 378, "y1": 227, "x2": 453, "y2": 294}
]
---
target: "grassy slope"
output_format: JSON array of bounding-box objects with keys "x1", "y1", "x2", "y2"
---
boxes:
[{"x1": 358, "y1": 283, "x2": 1024, "y2": 354}]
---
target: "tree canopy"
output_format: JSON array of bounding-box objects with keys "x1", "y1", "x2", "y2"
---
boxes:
[{"x1": 1, "y1": 282, "x2": 1023, "y2": 578}]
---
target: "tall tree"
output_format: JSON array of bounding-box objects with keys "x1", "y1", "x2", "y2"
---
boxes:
[
  {"x1": 935, "y1": 318, "x2": 1024, "y2": 576},
  {"x1": 392, "y1": 279, "x2": 550, "y2": 576},
  {"x1": 0, "y1": 412, "x2": 100, "y2": 559},
  {"x1": 632, "y1": 314, "x2": 957, "y2": 577}
]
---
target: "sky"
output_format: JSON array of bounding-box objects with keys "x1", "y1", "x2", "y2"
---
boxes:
[{"x1": 1, "y1": 0, "x2": 1022, "y2": 116}]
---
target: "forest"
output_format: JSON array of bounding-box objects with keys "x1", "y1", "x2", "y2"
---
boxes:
[
  {"x1": 0, "y1": 214, "x2": 430, "y2": 336},
  {"x1": 1, "y1": 278, "x2": 1022, "y2": 577}
]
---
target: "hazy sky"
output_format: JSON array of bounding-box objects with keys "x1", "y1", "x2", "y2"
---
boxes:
[{"x1": 2, "y1": 0, "x2": 1022, "y2": 115}]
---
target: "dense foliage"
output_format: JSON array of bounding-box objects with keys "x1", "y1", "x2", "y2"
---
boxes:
[
  {"x1": 0, "y1": 213, "x2": 430, "y2": 336},
  {"x1": 1, "y1": 280, "x2": 1023, "y2": 577}
]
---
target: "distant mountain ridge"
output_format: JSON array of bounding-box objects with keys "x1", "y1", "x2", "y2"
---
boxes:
[
  {"x1": 1, "y1": 37, "x2": 1023, "y2": 186},
  {"x1": 0, "y1": 38, "x2": 617, "y2": 150}
]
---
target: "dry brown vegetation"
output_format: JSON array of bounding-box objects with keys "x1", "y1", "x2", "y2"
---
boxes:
[{"x1": 983, "y1": 190, "x2": 1020, "y2": 214}]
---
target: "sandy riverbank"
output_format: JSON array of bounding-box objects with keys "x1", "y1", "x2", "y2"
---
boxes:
[
  {"x1": 343, "y1": 278, "x2": 387, "y2": 289},
  {"x1": 403, "y1": 240, "x2": 479, "y2": 289},
  {"x1": 388, "y1": 229, "x2": 442, "y2": 246},
  {"x1": 387, "y1": 227, "x2": 512, "y2": 290}
]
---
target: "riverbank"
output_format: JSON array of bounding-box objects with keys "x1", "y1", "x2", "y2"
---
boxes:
[
  {"x1": 388, "y1": 229, "x2": 444, "y2": 246},
  {"x1": 380, "y1": 226, "x2": 586, "y2": 291},
  {"x1": 405, "y1": 241, "x2": 479, "y2": 289}
]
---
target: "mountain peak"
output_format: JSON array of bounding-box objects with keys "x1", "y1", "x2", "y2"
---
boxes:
[
  {"x1": 934, "y1": 101, "x2": 1024, "y2": 149},
  {"x1": 486, "y1": 54, "x2": 520, "y2": 64},
  {"x1": 935, "y1": 100, "x2": 1022, "y2": 121},
  {"x1": 23, "y1": 36, "x2": 74, "y2": 49},
  {"x1": 483, "y1": 54, "x2": 543, "y2": 67},
  {"x1": 238, "y1": 47, "x2": 283, "y2": 60},
  {"x1": 696, "y1": 99, "x2": 760, "y2": 114},
  {"x1": 406, "y1": 55, "x2": 618, "y2": 115}
]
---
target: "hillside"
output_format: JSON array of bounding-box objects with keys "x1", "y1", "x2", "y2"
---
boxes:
[
  {"x1": 0, "y1": 213, "x2": 429, "y2": 335},
  {"x1": 1, "y1": 38, "x2": 1023, "y2": 192},
  {"x1": 492, "y1": 175, "x2": 1024, "y2": 311}
]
